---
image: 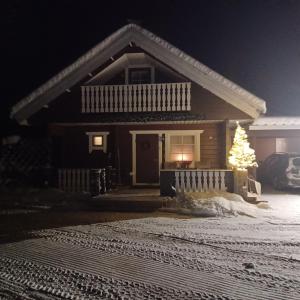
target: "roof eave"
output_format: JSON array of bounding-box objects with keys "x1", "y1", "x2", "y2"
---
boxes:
[{"x1": 11, "y1": 23, "x2": 267, "y2": 123}]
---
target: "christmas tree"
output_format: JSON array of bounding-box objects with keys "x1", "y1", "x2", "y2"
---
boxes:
[{"x1": 228, "y1": 122, "x2": 257, "y2": 170}]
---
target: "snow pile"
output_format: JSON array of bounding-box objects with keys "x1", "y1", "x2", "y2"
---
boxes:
[{"x1": 174, "y1": 191, "x2": 258, "y2": 217}]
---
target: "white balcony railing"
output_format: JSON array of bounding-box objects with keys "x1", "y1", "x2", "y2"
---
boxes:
[{"x1": 81, "y1": 82, "x2": 191, "y2": 113}]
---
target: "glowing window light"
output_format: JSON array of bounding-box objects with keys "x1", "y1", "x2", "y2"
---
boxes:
[
  {"x1": 170, "y1": 136, "x2": 194, "y2": 162},
  {"x1": 172, "y1": 152, "x2": 193, "y2": 162},
  {"x1": 93, "y1": 136, "x2": 103, "y2": 146}
]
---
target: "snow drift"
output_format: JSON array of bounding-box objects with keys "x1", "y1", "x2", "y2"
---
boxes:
[{"x1": 172, "y1": 191, "x2": 259, "y2": 217}]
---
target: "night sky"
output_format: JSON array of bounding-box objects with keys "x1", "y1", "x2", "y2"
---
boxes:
[{"x1": 2, "y1": 0, "x2": 300, "y2": 135}]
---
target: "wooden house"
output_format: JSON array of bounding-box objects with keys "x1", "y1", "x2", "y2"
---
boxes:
[{"x1": 10, "y1": 24, "x2": 266, "y2": 195}]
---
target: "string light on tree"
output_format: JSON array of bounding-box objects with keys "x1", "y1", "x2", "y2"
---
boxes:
[{"x1": 228, "y1": 122, "x2": 257, "y2": 170}]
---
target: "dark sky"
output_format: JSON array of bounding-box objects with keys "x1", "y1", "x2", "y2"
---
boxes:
[{"x1": 2, "y1": 0, "x2": 300, "y2": 132}]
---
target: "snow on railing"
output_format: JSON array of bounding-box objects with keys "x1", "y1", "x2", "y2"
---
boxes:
[
  {"x1": 81, "y1": 82, "x2": 191, "y2": 113},
  {"x1": 175, "y1": 170, "x2": 230, "y2": 193}
]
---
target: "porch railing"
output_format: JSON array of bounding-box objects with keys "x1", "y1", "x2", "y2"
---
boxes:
[
  {"x1": 160, "y1": 169, "x2": 234, "y2": 196},
  {"x1": 58, "y1": 168, "x2": 108, "y2": 195},
  {"x1": 81, "y1": 82, "x2": 191, "y2": 113},
  {"x1": 175, "y1": 170, "x2": 230, "y2": 192}
]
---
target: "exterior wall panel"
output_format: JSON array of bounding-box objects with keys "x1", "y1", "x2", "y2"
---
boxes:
[{"x1": 49, "y1": 122, "x2": 226, "y2": 185}]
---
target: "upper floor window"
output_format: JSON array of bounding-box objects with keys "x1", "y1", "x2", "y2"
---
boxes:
[{"x1": 128, "y1": 67, "x2": 152, "y2": 84}]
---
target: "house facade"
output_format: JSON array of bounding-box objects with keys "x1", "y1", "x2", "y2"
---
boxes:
[{"x1": 10, "y1": 24, "x2": 266, "y2": 193}]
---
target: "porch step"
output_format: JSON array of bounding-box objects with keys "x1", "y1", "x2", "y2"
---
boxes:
[{"x1": 246, "y1": 192, "x2": 268, "y2": 205}]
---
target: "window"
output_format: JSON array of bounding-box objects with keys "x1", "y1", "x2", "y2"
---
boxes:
[
  {"x1": 86, "y1": 132, "x2": 109, "y2": 153},
  {"x1": 93, "y1": 136, "x2": 103, "y2": 146},
  {"x1": 128, "y1": 67, "x2": 152, "y2": 84},
  {"x1": 165, "y1": 130, "x2": 202, "y2": 168},
  {"x1": 170, "y1": 135, "x2": 195, "y2": 162}
]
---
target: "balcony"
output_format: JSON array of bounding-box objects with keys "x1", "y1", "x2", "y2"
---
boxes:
[{"x1": 81, "y1": 82, "x2": 191, "y2": 113}]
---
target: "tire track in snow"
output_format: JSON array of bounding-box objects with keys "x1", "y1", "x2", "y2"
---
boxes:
[
  {"x1": 41, "y1": 225, "x2": 300, "y2": 285},
  {"x1": 0, "y1": 239, "x2": 299, "y2": 300}
]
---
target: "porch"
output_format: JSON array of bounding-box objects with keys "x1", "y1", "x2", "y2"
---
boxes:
[{"x1": 57, "y1": 168, "x2": 234, "y2": 197}]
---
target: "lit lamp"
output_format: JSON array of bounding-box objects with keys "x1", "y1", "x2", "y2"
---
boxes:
[{"x1": 175, "y1": 152, "x2": 193, "y2": 168}]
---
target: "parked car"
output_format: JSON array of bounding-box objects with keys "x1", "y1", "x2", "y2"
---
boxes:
[{"x1": 257, "y1": 152, "x2": 300, "y2": 189}]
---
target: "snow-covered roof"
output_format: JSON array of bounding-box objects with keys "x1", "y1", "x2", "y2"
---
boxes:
[
  {"x1": 249, "y1": 117, "x2": 300, "y2": 130},
  {"x1": 11, "y1": 23, "x2": 267, "y2": 123}
]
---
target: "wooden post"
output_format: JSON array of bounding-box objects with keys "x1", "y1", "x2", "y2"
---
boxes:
[
  {"x1": 176, "y1": 83, "x2": 181, "y2": 111},
  {"x1": 186, "y1": 82, "x2": 191, "y2": 111},
  {"x1": 171, "y1": 83, "x2": 176, "y2": 111},
  {"x1": 219, "y1": 120, "x2": 231, "y2": 169},
  {"x1": 181, "y1": 83, "x2": 187, "y2": 110},
  {"x1": 225, "y1": 120, "x2": 231, "y2": 169},
  {"x1": 233, "y1": 169, "x2": 248, "y2": 199},
  {"x1": 157, "y1": 84, "x2": 161, "y2": 111},
  {"x1": 162, "y1": 83, "x2": 166, "y2": 111}
]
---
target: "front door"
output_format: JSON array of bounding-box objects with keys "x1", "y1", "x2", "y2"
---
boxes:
[{"x1": 136, "y1": 134, "x2": 159, "y2": 184}]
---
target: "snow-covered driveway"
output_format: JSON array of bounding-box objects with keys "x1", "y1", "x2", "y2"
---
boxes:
[
  {"x1": 259, "y1": 188, "x2": 300, "y2": 225},
  {"x1": 0, "y1": 193, "x2": 300, "y2": 299}
]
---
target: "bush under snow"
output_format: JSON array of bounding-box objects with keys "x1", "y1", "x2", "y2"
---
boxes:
[{"x1": 172, "y1": 191, "x2": 260, "y2": 217}]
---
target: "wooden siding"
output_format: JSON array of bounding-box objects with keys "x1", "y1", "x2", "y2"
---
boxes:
[
  {"x1": 191, "y1": 83, "x2": 251, "y2": 119},
  {"x1": 49, "y1": 122, "x2": 227, "y2": 185}
]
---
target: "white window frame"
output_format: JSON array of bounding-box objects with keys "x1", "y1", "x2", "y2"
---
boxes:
[
  {"x1": 86, "y1": 131, "x2": 109, "y2": 153},
  {"x1": 165, "y1": 130, "x2": 202, "y2": 168}
]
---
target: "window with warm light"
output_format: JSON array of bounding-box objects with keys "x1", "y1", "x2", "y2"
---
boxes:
[
  {"x1": 86, "y1": 132, "x2": 109, "y2": 153},
  {"x1": 170, "y1": 135, "x2": 195, "y2": 162},
  {"x1": 93, "y1": 136, "x2": 103, "y2": 146}
]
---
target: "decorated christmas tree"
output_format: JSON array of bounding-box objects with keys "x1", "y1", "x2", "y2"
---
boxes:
[{"x1": 228, "y1": 122, "x2": 257, "y2": 170}]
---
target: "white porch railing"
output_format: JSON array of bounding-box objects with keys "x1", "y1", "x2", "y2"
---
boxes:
[
  {"x1": 81, "y1": 82, "x2": 191, "y2": 113},
  {"x1": 175, "y1": 170, "x2": 230, "y2": 193}
]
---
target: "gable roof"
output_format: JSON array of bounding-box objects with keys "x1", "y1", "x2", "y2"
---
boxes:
[
  {"x1": 86, "y1": 52, "x2": 185, "y2": 84},
  {"x1": 11, "y1": 23, "x2": 266, "y2": 123}
]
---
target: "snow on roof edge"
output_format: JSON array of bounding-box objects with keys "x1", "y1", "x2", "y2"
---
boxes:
[
  {"x1": 251, "y1": 116, "x2": 300, "y2": 126},
  {"x1": 11, "y1": 23, "x2": 266, "y2": 120},
  {"x1": 10, "y1": 24, "x2": 133, "y2": 118},
  {"x1": 133, "y1": 25, "x2": 266, "y2": 114}
]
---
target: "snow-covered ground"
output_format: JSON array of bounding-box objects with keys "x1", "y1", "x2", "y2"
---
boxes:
[
  {"x1": 259, "y1": 189, "x2": 300, "y2": 224},
  {"x1": 0, "y1": 191, "x2": 300, "y2": 299}
]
